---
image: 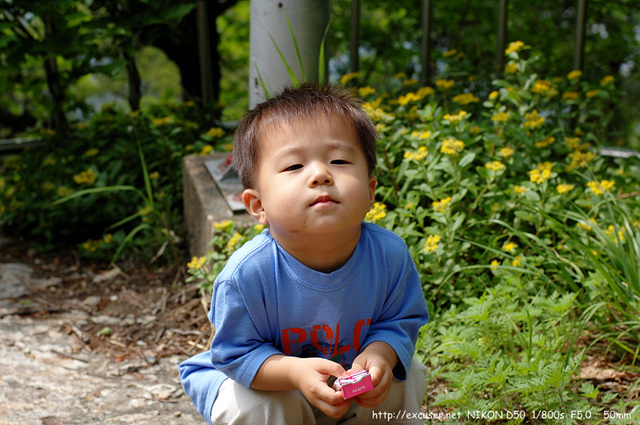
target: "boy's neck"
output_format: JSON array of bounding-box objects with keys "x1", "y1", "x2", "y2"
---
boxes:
[{"x1": 272, "y1": 225, "x2": 362, "y2": 274}]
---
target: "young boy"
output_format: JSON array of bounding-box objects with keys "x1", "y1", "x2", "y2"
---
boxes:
[{"x1": 179, "y1": 83, "x2": 429, "y2": 425}]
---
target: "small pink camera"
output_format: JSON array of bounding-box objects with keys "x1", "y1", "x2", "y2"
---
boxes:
[{"x1": 333, "y1": 370, "x2": 373, "y2": 399}]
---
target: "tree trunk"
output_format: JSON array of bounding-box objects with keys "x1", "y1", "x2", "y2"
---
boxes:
[
  {"x1": 122, "y1": 0, "x2": 142, "y2": 111},
  {"x1": 124, "y1": 50, "x2": 142, "y2": 111},
  {"x1": 44, "y1": 14, "x2": 68, "y2": 135}
]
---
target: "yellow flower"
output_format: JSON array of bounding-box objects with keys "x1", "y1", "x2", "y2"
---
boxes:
[
  {"x1": 394, "y1": 72, "x2": 407, "y2": 80},
  {"x1": 537, "y1": 162, "x2": 553, "y2": 172},
  {"x1": 512, "y1": 256, "x2": 522, "y2": 267},
  {"x1": 562, "y1": 91, "x2": 580, "y2": 100},
  {"x1": 432, "y1": 197, "x2": 451, "y2": 213},
  {"x1": 502, "y1": 242, "x2": 517, "y2": 252},
  {"x1": 440, "y1": 138, "x2": 465, "y2": 156},
  {"x1": 587, "y1": 180, "x2": 614, "y2": 196},
  {"x1": 424, "y1": 235, "x2": 441, "y2": 253},
  {"x1": 206, "y1": 127, "x2": 224, "y2": 138},
  {"x1": 57, "y1": 186, "x2": 73, "y2": 197},
  {"x1": 403, "y1": 78, "x2": 419, "y2": 87},
  {"x1": 340, "y1": 72, "x2": 359, "y2": 84},
  {"x1": 443, "y1": 49, "x2": 457, "y2": 58},
  {"x1": 485, "y1": 161, "x2": 505, "y2": 172},
  {"x1": 600, "y1": 75, "x2": 615, "y2": 85},
  {"x1": 39, "y1": 128, "x2": 56, "y2": 137},
  {"x1": 187, "y1": 256, "x2": 207, "y2": 270},
  {"x1": 435, "y1": 79, "x2": 455, "y2": 90},
  {"x1": 513, "y1": 185, "x2": 527, "y2": 195},
  {"x1": 491, "y1": 112, "x2": 510, "y2": 123},
  {"x1": 536, "y1": 136, "x2": 556, "y2": 148},
  {"x1": 504, "y1": 62, "x2": 518, "y2": 73},
  {"x1": 366, "y1": 202, "x2": 387, "y2": 223},
  {"x1": 82, "y1": 239, "x2": 101, "y2": 253},
  {"x1": 556, "y1": 184, "x2": 575, "y2": 194},
  {"x1": 199, "y1": 145, "x2": 213, "y2": 156},
  {"x1": 443, "y1": 110, "x2": 468, "y2": 123},
  {"x1": 577, "y1": 221, "x2": 593, "y2": 232},
  {"x1": 566, "y1": 151, "x2": 596, "y2": 171},
  {"x1": 505, "y1": 40, "x2": 525, "y2": 54},
  {"x1": 529, "y1": 168, "x2": 551, "y2": 184},
  {"x1": 85, "y1": 148, "x2": 99, "y2": 157},
  {"x1": 416, "y1": 86, "x2": 435, "y2": 98},
  {"x1": 103, "y1": 234, "x2": 114, "y2": 244},
  {"x1": 152, "y1": 116, "x2": 172, "y2": 126},
  {"x1": 184, "y1": 121, "x2": 199, "y2": 130},
  {"x1": 586, "y1": 90, "x2": 600, "y2": 98},
  {"x1": 605, "y1": 224, "x2": 625, "y2": 242},
  {"x1": 397, "y1": 92, "x2": 419, "y2": 106},
  {"x1": 42, "y1": 155, "x2": 56, "y2": 167},
  {"x1": 358, "y1": 86, "x2": 376, "y2": 97},
  {"x1": 404, "y1": 146, "x2": 428, "y2": 161},
  {"x1": 253, "y1": 224, "x2": 266, "y2": 233},
  {"x1": 226, "y1": 232, "x2": 244, "y2": 251},
  {"x1": 149, "y1": 171, "x2": 160, "y2": 180},
  {"x1": 567, "y1": 70, "x2": 582, "y2": 80},
  {"x1": 138, "y1": 205, "x2": 153, "y2": 217},
  {"x1": 488, "y1": 91, "x2": 499, "y2": 100},
  {"x1": 469, "y1": 126, "x2": 482, "y2": 135},
  {"x1": 532, "y1": 80, "x2": 553, "y2": 94},
  {"x1": 74, "y1": 168, "x2": 97, "y2": 185},
  {"x1": 523, "y1": 110, "x2": 545, "y2": 130},
  {"x1": 499, "y1": 147, "x2": 514, "y2": 157},
  {"x1": 452, "y1": 93, "x2": 480, "y2": 105},
  {"x1": 365, "y1": 106, "x2": 392, "y2": 122},
  {"x1": 490, "y1": 259, "x2": 501, "y2": 268},
  {"x1": 214, "y1": 220, "x2": 234, "y2": 232},
  {"x1": 565, "y1": 137, "x2": 581, "y2": 150},
  {"x1": 411, "y1": 130, "x2": 431, "y2": 140}
]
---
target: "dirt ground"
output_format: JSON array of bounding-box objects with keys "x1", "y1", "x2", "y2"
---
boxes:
[{"x1": 0, "y1": 235, "x2": 211, "y2": 425}]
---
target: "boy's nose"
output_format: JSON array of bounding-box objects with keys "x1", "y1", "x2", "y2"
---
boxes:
[{"x1": 308, "y1": 164, "x2": 334, "y2": 186}]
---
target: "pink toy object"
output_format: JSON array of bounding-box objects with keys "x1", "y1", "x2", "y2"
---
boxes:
[{"x1": 333, "y1": 370, "x2": 373, "y2": 399}]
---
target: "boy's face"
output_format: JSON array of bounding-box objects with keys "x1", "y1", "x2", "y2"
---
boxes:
[{"x1": 242, "y1": 116, "x2": 375, "y2": 242}]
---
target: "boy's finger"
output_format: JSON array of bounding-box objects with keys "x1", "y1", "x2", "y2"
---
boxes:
[
  {"x1": 316, "y1": 359, "x2": 346, "y2": 378},
  {"x1": 345, "y1": 361, "x2": 366, "y2": 376}
]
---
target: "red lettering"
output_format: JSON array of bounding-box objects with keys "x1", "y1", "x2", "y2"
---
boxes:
[{"x1": 281, "y1": 327, "x2": 307, "y2": 355}]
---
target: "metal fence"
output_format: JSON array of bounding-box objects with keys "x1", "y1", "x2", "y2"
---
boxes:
[{"x1": 348, "y1": 0, "x2": 589, "y2": 83}]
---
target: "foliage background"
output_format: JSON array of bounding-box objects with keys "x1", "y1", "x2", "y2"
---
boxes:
[{"x1": 2, "y1": 1, "x2": 640, "y2": 422}]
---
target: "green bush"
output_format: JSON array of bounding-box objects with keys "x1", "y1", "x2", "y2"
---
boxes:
[
  {"x1": 187, "y1": 42, "x2": 640, "y2": 420},
  {"x1": 0, "y1": 101, "x2": 233, "y2": 264}
]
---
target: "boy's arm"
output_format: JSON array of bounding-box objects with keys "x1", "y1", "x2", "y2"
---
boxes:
[{"x1": 179, "y1": 351, "x2": 228, "y2": 425}]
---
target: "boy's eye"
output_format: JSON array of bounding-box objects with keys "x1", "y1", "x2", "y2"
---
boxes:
[
  {"x1": 331, "y1": 159, "x2": 350, "y2": 165},
  {"x1": 284, "y1": 164, "x2": 303, "y2": 172}
]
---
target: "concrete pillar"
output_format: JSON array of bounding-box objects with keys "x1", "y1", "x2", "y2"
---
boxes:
[{"x1": 249, "y1": 0, "x2": 330, "y2": 108}]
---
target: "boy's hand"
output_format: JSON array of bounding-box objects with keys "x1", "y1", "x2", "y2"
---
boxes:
[
  {"x1": 347, "y1": 341, "x2": 398, "y2": 408},
  {"x1": 251, "y1": 355, "x2": 351, "y2": 418},
  {"x1": 292, "y1": 357, "x2": 353, "y2": 418}
]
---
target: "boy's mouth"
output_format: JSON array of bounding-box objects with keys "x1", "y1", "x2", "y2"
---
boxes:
[{"x1": 311, "y1": 195, "x2": 338, "y2": 206}]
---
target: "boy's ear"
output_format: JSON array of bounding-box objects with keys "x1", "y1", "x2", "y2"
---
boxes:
[
  {"x1": 368, "y1": 176, "x2": 377, "y2": 206},
  {"x1": 242, "y1": 189, "x2": 268, "y2": 225}
]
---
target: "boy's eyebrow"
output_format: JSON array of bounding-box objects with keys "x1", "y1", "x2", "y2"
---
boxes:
[{"x1": 272, "y1": 141, "x2": 358, "y2": 162}]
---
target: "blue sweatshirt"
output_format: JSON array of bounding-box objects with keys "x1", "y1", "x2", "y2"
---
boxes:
[{"x1": 179, "y1": 223, "x2": 429, "y2": 424}]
